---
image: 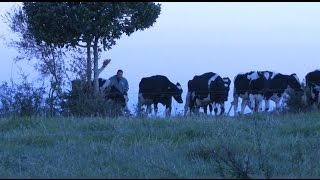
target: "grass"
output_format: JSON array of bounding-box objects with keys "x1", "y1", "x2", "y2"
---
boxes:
[{"x1": 0, "y1": 112, "x2": 320, "y2": 178}]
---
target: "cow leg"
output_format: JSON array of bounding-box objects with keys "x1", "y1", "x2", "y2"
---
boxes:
[
  {"x1": 240, "y1": 99, "x2": 248, "y2": 115},
  {"x1": 265, "y1": 99, "x2": 270, "y2": 112},
  {"x1": 154, "y1": 103, "x2": 158, "y2": 115},
  {"x1": 249, "y1": 94, "x2": 256, "y2": 113},
  {"x1": 254, "y1": 101, "x2": 259, "y2": 112},
  {"x1": 165, "y1": 106, "x2": 172, "y2": 117},
  {"x1": 189, "y1": 94, "x2": 197, "y2": 115},
  {"x1": 203, "y1": 105, "x2": 207, "y2": 115},
  {"x1": 274, "y1": 97, "x2": 282, "y2": 111},
  {"x1": 220, "y1": 102, "x2": 225, "y2": 115},
  {"x1": 213, "y1": 103, "x2": 218, "y2": 116},
  {"x1": 184, "y1": 92, "x2": 191, "y2": 116},
  {"x1": 233, "y1": 94, "x2": 239, "y2": 116},
  {"x1": 255, "y1": 94, "x2": 264, "y2": 112},
  {"x1": 209, "y1": 103, "x2": 213, "y2": 115},
  {"x1": 146, "y1": 104, "x2": 152, "y2": 114}
]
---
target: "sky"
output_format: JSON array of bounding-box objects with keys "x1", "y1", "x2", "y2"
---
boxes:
[{"x1": 1, "y1": 2, "x2": 320, "y2": 116}]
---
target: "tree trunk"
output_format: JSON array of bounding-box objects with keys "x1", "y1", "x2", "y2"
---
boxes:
[
  {"x1": 93, "y1": 37, "x2": 99, "y2": 95},
  {"x1": 86, "y1": 40, "x2": 92, "y2": 91}
]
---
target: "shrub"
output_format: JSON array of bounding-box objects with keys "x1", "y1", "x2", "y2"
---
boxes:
[
  {"x1": 61, "y1": 79, "x2": 124, "y2": 117},
  {"x1": 0, "y1": 79, "x2": 46, "y2": 117},
  {"x1": 283, "y1": 89, "x2": 311, "y2": 114}
]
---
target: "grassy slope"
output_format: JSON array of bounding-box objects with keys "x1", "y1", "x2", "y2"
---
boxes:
[{"x1": 0, "y1": 112, "x2": 320, "y2": 178}]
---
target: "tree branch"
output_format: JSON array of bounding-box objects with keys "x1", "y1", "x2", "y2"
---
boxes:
[{"x1": 97, "y1": 58, "x2": 111, "y2": 75}]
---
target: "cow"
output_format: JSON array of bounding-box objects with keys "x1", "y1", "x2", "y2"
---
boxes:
[
  {"x1": 185, "y1": 78, "x2": 212, "y2": 115},
  {"x1": 305, "y1": 70, "x2": 320, "y2": 109},
  {"x1": 137, "y1": 75, "x2": 183, "y2": 117},
  {"x1": 232, "y1": 71, "x2": 267, "y2": 115},
  {"x1": 98, "y1": 78, "x2": 130, "y2": 114},
  {"x1": 184, "y1": 72, "x2": 231, "y2": 116},
  {"x1": 232, "y1": 71, "x2": 303, "y2": 115},
  {"x1": 263, "y1": 72, "x2": 303, "y2": 112}
]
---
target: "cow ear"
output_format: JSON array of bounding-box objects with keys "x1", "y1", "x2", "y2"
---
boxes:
[{"x1": 176, "y1": 82, "x2": 181, "y2": 86}]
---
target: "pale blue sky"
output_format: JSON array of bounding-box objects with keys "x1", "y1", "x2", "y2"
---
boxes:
[{"x1": 1, "y1": 2, "x2": 320, "y2": 115}]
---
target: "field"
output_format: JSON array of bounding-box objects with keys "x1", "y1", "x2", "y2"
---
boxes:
[{"x1": 1, "y1": 112, "x2": 320, "y2": 178}]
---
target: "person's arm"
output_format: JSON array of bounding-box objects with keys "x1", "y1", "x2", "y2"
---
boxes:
[{"x1": 124, "y1": 78, "x2": 129, "y2": 92}]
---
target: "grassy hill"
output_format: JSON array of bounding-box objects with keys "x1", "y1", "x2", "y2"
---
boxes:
[{"x1": 1, "y1": 112, "x2": 320, "y2": 178}]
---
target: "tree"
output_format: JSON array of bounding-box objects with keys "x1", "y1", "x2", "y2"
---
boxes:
[
  {"x1": 18, "y1": 2, "x2": 161, "y2": 93},
  {"x1": 3, "y1": 6, "x2": 87, "y2": 116}
]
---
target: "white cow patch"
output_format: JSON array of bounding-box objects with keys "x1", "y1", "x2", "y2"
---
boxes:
[
  {"x1": 247, "y1": 71, "x2": 259, "y2": 81},
  {"x1": 100, "y1": 79, "x2": 111, "y2": 92},
  {"x1": 208, "y1": 74, "x2": 219, "y2": 87},
  {"x1": 177, "y1": 84, "x2": 182, "y2": 90},
  {"x1": 264, "y1": 72, "x2": 270, "y2": 80},
  {"x1": 271, "y1": 72, "x2": 279, "y2": 79},
  {"x1": 293, "y1": 74, "x2": 300, "y2": 83}
]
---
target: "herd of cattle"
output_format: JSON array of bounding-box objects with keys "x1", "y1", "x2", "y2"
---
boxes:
[{"x1": 98, "y1": 69, "x2": 320, "y2": 117}]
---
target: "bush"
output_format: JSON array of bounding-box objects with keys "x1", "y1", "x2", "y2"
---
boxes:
[
  {"x1": 283, "y1": 89, "x2": 311, "y2": 114},
  {"x1": 61, "y1": 79, "x2": 124, "y2": 117},
  {"x1": 0, "y1": 79, "x2": 46, "y2": 117}
]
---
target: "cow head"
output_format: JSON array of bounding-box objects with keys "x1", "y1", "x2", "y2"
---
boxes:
[
  {"x1": 169, "y1": 82, "x2": 183, "y2": 103},
  {"x1": 287, "y1": 73, "x2": 303, "y2": 93}
]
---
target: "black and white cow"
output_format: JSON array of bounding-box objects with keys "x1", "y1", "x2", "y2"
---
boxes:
[
  {"x1": 305, "y1": 70, "x2": 320, "y2": 109},
  {"x1": 263, "y1": 72, "x2": 303, "y2": 112},
  {"x1": 184, "y1": 72, "x2": 231, "y2": 116},
  {"x1": 137, "y1": 75, "x2": 183, "y2": 116},
  {"x1": 232, "y1": 71, "x2": 267, "y2": 115},
  {"x1": 98, "y1": 78, "x2": 129, "y2": 111},
  {"x1": 232, "y1": 71, "x2": 303, "y2": 115},
  {"x1": 185, "y1": 78, "x2": 212, "y2": 115}
]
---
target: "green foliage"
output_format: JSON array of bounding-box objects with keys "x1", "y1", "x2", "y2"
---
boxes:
[
  {"x1": 61, "y1": 79, "x2": 123, "y2": 117},
  {"x1": 283, "y1": 90, "x2": 310, "y2": 113},
  {"x1": 8, "y1": 2, "x2": 161, "y2": 93},
  {"x1": 21, "y1": 2, "x2": 161, "y2": 50},
  {"x1": 0, "y1": 77, "x2": 45, "y2": 118}
]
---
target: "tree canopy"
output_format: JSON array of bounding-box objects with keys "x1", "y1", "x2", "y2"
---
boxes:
[{"x1": 13, "y1": 2, "x2": 161, "y2": 93}]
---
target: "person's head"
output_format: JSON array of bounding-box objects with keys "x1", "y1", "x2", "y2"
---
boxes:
[{"x1": 116, "y1": 69, "x2": 123, "y2": 80}]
